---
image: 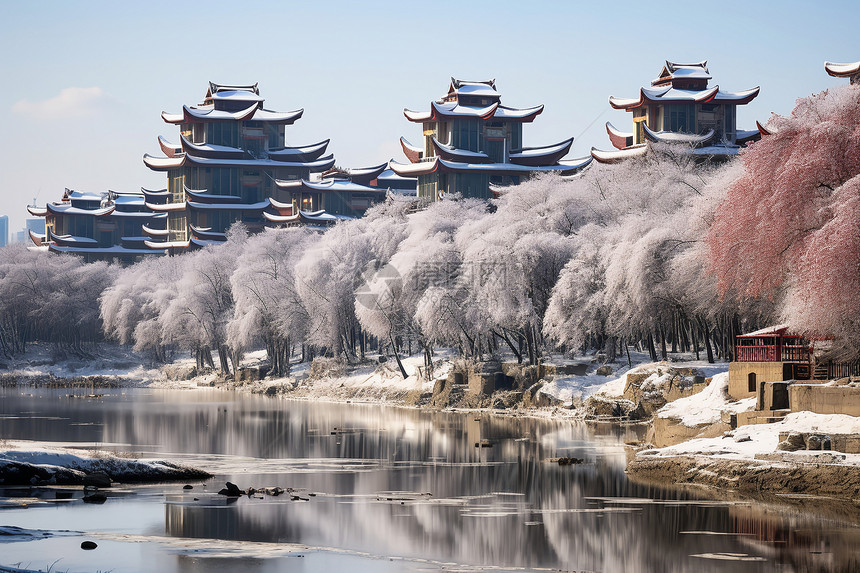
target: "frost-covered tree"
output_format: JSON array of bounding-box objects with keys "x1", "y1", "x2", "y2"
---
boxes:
[
  {"x1": 228, "y1": 227, "x2": 318, "y2": 376},
  {"x1": 357, "y1": 198, "x2": 488, "y2": 374},
  {"x1": 709, "y1": 84, "x2": 860, "y2": 358},
  {"x1": 297, "y1": 202, "x2": 408, "y2": 361}
]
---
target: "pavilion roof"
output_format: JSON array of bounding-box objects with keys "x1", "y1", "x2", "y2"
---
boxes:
[{"x1": 825, "y1": 61, "x2": 860, "y2": 78}]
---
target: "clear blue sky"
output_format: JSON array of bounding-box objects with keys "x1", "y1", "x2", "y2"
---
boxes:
[{"x1": 1, "y1": 0, "x2": 857, "y2": 232}]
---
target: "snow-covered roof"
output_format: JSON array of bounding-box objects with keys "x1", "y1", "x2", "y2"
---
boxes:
[
  {"x1": 67, "y1": 190, "x2": 103, "y2": 201},
  {"x1": 432, "y1": 138, "x2": 492, "y2": 163},
  {"x1": 208, "y1": 81, "x2": 259, "y2": 95},
  {"x1": 180, "y1": 135, "x2": 245, "y2": 159},
  {"x1": 162, "y1": 104, "x2": 303, "y2": 125},
  {"x1": 48, "y1": 230, "x2": 97, "y2": 245},
  {"x1": 825, "y1": 61, "x2": 860, "y2": 77},
  {"x1": 404, "y1": 103, "x2": 544, "y2": 123},
  {"x1": 301, "y1": 179, "x2": 385, "y2": 193},
  {"x1": 691, "y1": 144, "x2": 740, "y2": 156},
  {"x1": 142, "y1": 225, "x2": 169, "y2": 236},
  {"x1": 207, "y1": 90, "x2": 264, "y2": 103},
  {"x1": 268, "y1": 140, "x2": 330, "y2": 161},
  {"x1": 113, "y1": 195, "x2": 145, "y2": 206},
  {"x1": 611, "y1": 85, "x2": 759, "y2": 110},
  {"x1": 145, "y1": 201, "x2": 186, "y2": 212},
  {"x1": 141, "y1": 187, "x2": 169, "y2": 197},
  {"x1": 590, "y1": 144, "x2": 647, "y2": 164},
  {"x1": 389, "y1": 156, "x2": 592, "y2": 177},
  {"x1": 184, "y1": 187, "x2": 242, "y2": 203},
  {"x1": 143, "y1": 152, "x2": 336, "y2": 172},
  {"x1": 187, "y1": 200, "x2": 270, "y2": 211},
  {"x1": 46, "y1": 203, "x2": 114, "y2": 217},
  {"x1": 510, "y1": 137, "x2": 574, "y2": 158},
  {"x1": 738, "y1": 324, "x2": 790, "y2": 337},
  {"x1": 26, "y1": 206, "x2": 48, "y2": 217}
]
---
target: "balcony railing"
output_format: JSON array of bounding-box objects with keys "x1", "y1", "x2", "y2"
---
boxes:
[{"x1": 735, "y1": 343, "x2": 810, "y2": 363}]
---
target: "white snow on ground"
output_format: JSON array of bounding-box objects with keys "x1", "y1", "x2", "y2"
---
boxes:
[
  {"x1": 2, "y1": 342, "x2": 163, "y2": 385},
  {"x1": 540, "y1": 355, "x2": 730, "y2": 406},
  {"x1": 657, "y1": 372, "x2": 755, "y2": 426},
  {"x1": 0, "y1": 440, "x2": 207, "y2": 482},
  {"x1": 639, "y1": 411, "x2": 860, "y2": 463}
]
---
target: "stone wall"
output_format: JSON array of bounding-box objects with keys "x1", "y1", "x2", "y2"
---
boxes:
[
  {"x1": 728, "y1": 362, "x2": 787, "y2": 400},
  {"x1": 789, "y1": 384, "x2": 860, "y2": 416}
]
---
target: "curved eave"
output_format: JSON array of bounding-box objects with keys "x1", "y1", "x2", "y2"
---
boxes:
[
  {"x1": 189, "y1": 225, "x2": 227, "y2": 241},
  {"x1": 643, "y1": 124, "x2": 715, "y2": 146},
  {"x1": 431, "y1": 101, "x2": 499, "y2": 121},
  {"x1": 756, "y1": 120, "x2": 773, "y2": 137},
  {"x1": 28, "y1": 229, "x2": 45, "y2": 247},
  {"x1": 186, "y1": 200, "x2": 269, "y2": 211},
  {"x1": 145, "y1": 239, "x2": 189, "y2": 250},
  {"x1": 299, "y1": 210, "x2": 347, "y2": 224},
  {"x1": 144, "y1": 153, "x2": 185, "y2": 171},
  {"x1": 181, "y1": 154, "x2": 336, "y2": 172},
  {"x1": 268, "y1": 139, "x2": 330, "y2": 162},
  {"x1": 493, "y1": 104, "x2": 544, "y2": 122},
  {"x1": 342, "y1": 162, "x2": 389, "y2": 185},
  {"x1": 301, "y1": 179, "x2": 386, "y2": 193},
  {"x1": 161, "y1": 111, "x2": 184, "y2": 124},
  {"x1": 158, "y1": 136, "x2": 181, "y2": 158},
  {"x1": 712, "y1": 87, "x2": 760, "y2": 105},
  {"x1": 142, "y1": 224, "x2": 170, "y2": 236},
  {"x1": 145, "y1": 201, "x2": 186, "y2": 212},
  {"x1": 400, "y1": 137, "x2": 423, "y2": 163},
  {"x1": 27, "y1": 205, "x2": 48, "y2": 217},
  {"x1": 141, "y1": 187, "x2": 169, "y2": 197},
  {"x1": 45, "y1": 204, "x2": 115, "y2": 217},
  {"x1": 253, "y1": 108, "x2": 304, "y2": 124},
  {"x1": 825, "y1": 61, "x2": 860, "y2": 78},
  {"x1": 606, "y1": 122, "x2": 634, "y2": 150},
  {"x1": 182, "y1": 103, "x2": 258, "y2": 123},
  {"x1": 180, "y1": 135, "x2": 244, "y2": 160},
  {"x1": 263, "y1": 211, "x2": 300, "y2": 223},
  {"x1": 590, "y1": 145, "x2": 647, "y2": 164},
  {"x1": 389, "y1": 158, "x2": 439, "y2": 177},
  {"x1": 556, "y1": 156, "x2": 593, "y2": 175},
  {"x1": 268, "y1": 197, "x2": 294, "y2": 211},
  {"x1": 609, "y1": 95, "x2": 645, "y2": 110},
  {"x1": 432, "y1": 138, "x2": 492, "y2": 164},
  {"x1": 404, "y1": 108, "x2": 432, "y2": 122},
  {"x1": 48, "y1": 229, "x2": 98, "y2": 246},
  {"x1": 184, "y1": 186, "x2": 242, "y2": 204},
  {"x1": 509, "y1": 137, "x2": 575, "y2": 167}
]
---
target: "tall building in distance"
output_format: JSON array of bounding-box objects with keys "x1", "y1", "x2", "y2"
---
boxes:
[
  {"x1": 593, "y1": 61, "x2": 761, "y2": 163},
  {"x1": 391, "y1": 78, "x2": 591, "y2": 201},
  {"x1": 0, "y1": 215, "x2": 8, "y2": 247}
]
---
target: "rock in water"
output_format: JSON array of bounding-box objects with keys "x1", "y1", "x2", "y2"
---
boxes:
[
  {"x1": 81, "y1": 540, "x2": 98, "y2": 550},
  {"x1": 83, "y1": 472, "x2": 112, "y2": 488},
  {"x1": 218, "y1": 482, "x2": 244, "y2": 496},
  {"x1": 183, "y1": 484, "x2": 193, "y2": 490},
  {"x1": 82, "y1": 492, "x2": 107, "y2": 504}
]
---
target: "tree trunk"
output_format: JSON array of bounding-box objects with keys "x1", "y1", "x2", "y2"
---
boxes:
[{"x1": 389, "y1": 332, "x2": 408, "y2": 379}]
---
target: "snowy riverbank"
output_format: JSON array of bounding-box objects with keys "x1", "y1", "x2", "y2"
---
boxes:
[{"x1": 0, "y1": 441, "x2": 210, "y2": 486}]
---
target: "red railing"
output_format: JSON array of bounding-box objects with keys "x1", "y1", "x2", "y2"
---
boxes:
[{"x1": 735, "y1": 343, "x2": 810, "y2": 363}]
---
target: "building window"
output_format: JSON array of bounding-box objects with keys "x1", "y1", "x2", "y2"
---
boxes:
[{"x1": 748, "y1": 372, "x2": 756, "y2": 393}]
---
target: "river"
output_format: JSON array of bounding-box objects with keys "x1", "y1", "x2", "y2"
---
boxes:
[{"x1": 0, "y1": 387, "x2": 858, "y2": 572}]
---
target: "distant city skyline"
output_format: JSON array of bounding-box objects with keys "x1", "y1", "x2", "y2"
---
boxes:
[{"x1": 1, "y1": 0, "x2": 858, "y2": 232}]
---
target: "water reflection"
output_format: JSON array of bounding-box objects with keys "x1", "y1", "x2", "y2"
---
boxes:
[{"x1": 2, "y1": 388, "x2": 860, "y2": 571}]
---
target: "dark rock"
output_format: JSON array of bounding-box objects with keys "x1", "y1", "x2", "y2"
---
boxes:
[
  {"x1": 596, "y1": 365, "x2": 613, "y2": 376},
  {"x1": 266, "y1": 487, "x2": 285, "y2": 496},
  {"x1": 557, "y1": 457, "x2": 584, "y2": 466},
  {"x1": 806, "y1": 434, "x2": 823, "y2": 450},
  {"x1": 377, "y1": 355, "x2": 387, "y2": 363},
  {"x1": 183, "y1": 484, "x2": 193, "y2": 490},
  {"x1": 82, "y1": 472, "x2": 111, "y2": 488},
  {"x1": 82, "y1": 493, "x2": 107, "y2": 504},
  {"x1": 81, "y1": 540, "x2": 98, "y2": 550},
  {"x1": 218, "y1": 481, "x2": 244, "y2": 497}
]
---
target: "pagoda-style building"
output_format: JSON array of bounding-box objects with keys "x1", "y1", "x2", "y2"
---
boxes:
[
  {"x1": 592, "y1": 61, "x2": 761, "y2": 164},
  {"x1": 143, "y1": 82, "x2": 388, "y2": 251},
  {"x1": 825, "y1": 60, "x2": 860, "y2": 84},
  {"x1": 390, "y1": 78, "x2": 591, "y2": 201},
  {"x1": 27, "y1": 189, "x2": 164, "y2": 262}
]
